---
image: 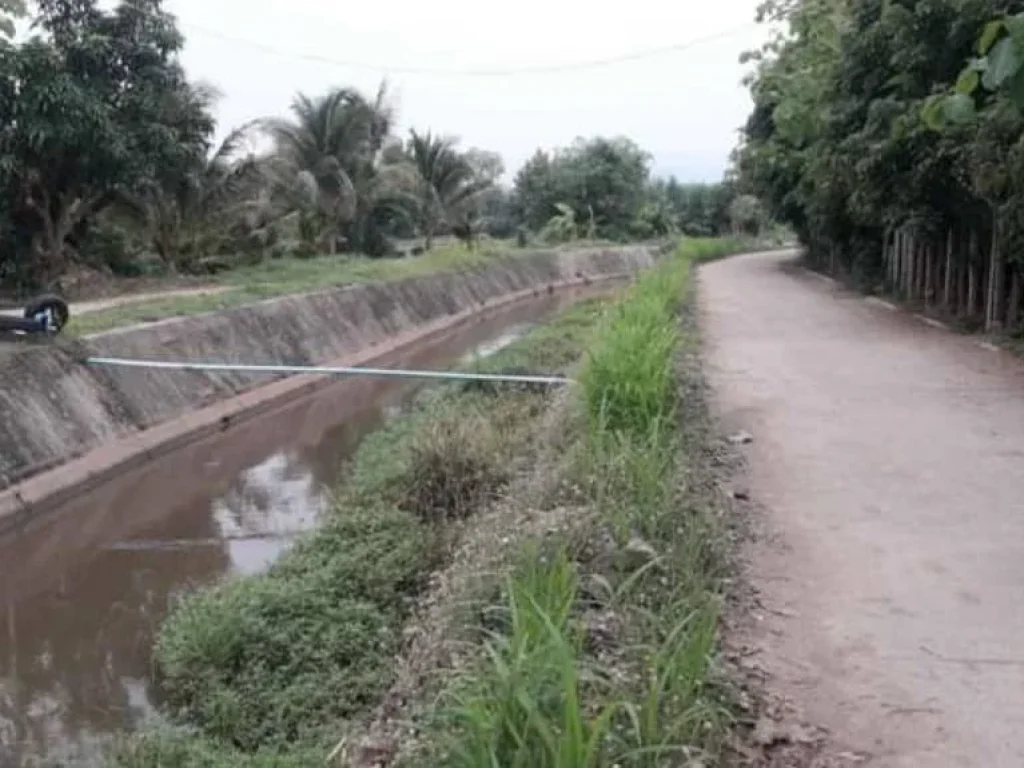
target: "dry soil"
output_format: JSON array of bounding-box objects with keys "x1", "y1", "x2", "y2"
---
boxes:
[{"x1": 701, "y1": 250, "x2": 1024, "y2": 768}]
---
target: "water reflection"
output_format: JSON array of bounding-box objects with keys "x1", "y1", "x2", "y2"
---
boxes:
[{"x1": 0, "y1": 287, "x2": 609, "y2": 765}]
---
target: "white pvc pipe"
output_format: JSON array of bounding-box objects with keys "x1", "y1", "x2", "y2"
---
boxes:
[{"x1": 85, "y1": 356, "x2": 573, "y2": 386}]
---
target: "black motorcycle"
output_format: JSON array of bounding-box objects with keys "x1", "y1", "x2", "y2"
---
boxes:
[{"x1": 0, "y1": 294, "x2": 71, "y2": 337}]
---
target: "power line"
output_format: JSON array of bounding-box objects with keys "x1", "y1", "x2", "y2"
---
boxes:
[{"x1": 181, "y1": 21, "x2": 760, "y2": 78}]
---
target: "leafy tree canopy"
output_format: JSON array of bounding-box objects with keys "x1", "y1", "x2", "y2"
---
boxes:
[
  {"x1": 512, "y1": 136, "x2": 651, "y2": 239},
  {"x1": 0, "y1": 0, "x2": 214, "y2": 284}
]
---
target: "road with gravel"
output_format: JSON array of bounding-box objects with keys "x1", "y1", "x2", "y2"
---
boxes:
[{"x1": 701, "y1": 250, "x2": 1024, "y2": 767}]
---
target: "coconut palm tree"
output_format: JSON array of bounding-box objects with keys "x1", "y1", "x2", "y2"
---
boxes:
[
  {"x1": 262, "y1": 87, "x2": 380, "y2": 253},
  {"x1": 261, "y1": 82, "x2": 417, "y2": 255},
  {"x1": 408, "y1": 130, "x2": 492, "y2": 250}
]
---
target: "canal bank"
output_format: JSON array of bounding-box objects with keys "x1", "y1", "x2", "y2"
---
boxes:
[
  {"x1": 0, "y1": 286, "x2": 617, "y2": 767},
  {"x1": 0, "y1": 246, "x2": 655, "y2": 532}
]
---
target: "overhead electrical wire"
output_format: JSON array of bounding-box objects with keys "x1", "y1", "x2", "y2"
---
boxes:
[{"x1": 180, "y1": 21, "x2": 760, "y2": 77}]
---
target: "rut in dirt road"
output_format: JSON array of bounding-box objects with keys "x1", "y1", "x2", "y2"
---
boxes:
[{"x1": 701, "y1": 251, "x2": 1024, "y2": 768}]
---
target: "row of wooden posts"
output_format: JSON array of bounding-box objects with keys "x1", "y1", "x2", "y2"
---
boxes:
[{"x1": 883, "y1": 228, "x2": 1023, "y2": 331}]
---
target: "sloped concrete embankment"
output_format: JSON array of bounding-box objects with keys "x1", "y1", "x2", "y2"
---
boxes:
[{"x1": 0, "y1": 247, "x2": 653, "y2": 529}]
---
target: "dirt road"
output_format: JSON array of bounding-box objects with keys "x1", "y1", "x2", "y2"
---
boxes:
[
  {"x1": 0, "y1": 286, "x2": 230, "y2": 319},
  {"x1": 700, "y1": 251, "x2": 1024, "y2": 767}
]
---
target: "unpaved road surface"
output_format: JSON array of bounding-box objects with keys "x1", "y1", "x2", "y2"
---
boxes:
[
  {"x1": 65, "y1": 286, "x2": 230, "y2": 315},
  {"x1": 0, "y1": 286, "x2": 229, "y2": 318},
  {"x1": 701, "y1": 251, "x2": 1024, "y2": 767}
]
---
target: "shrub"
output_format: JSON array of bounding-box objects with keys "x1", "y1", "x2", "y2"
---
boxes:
[{"x1": 399, "y1": 410, "x2": 508, "y2": 523}]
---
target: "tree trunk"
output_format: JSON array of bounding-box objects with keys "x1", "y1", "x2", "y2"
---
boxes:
[
  {"x1": 924, "y1": 243, "x2": 933, "y2": 306},
  {"x1": 1007, "y1": 269, "x2": 1022, "y2": 330},
  {"x1": 968, "y1": 267, "x2": 976, "y2": 317},
  {"x1": 943, "y1": 228, "x2": 954, "y2": 310},
  {"x1": 909, "y1": 233, "x2": 917, "y2": 299},
  {"x1": 967, "y1": 229, "x2": 978, "y2": 318},
  {"x1": 25, "y1": 187, "x2": 104, "y2": 285},
  {"x1": 26, "y1": 195, "x2": 65, "y2": 284},
  {"x1": 958, "y1": 254, "x2": 968, "y2": 316},
  {"x1": 908, "y1": 236, "x2": 918, "y2": 301},
  {"x1": 883, "y1": 229, "x2": 889, "y2": 282},
  {"x1": 893, "y1": 229, "x2": 901, "y2": 289},
  {"x1": 918, "y1": 242, "x2": 926, "y2": 304},
  {"x1": 986, "y1": 214, "x2": 1004, "y2": 332}
]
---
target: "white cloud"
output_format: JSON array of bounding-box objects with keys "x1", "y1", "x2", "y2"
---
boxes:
[{"x1": 167, "y1": 0, "x2": 766, "y2": 182}]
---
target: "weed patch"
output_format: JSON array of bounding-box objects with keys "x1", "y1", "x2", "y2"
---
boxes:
[
  {"x1": 430, "y1": 550, "x2": 621, "y2": 768},
  {"x1": 399, "y1": 410, "x2": 508, "y2": 522},
  {"x1": 407, "y1": 237, "x2": 749, "y2": 767},
  {"x1": 155, "y1": 505, "x2": 427, "y2": 751},
  {"x1": 117, "y1": 295, "x2": 611, "y2": 765}
]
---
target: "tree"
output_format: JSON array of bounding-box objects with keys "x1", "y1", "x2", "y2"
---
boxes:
[
  {"x1": 119, "y1": 99, "x2": 263, "y2": 270},
  {"x1": 736, "y1": 0, "x2": 1024, "y2": 327},
  {"x1": 728, "y1": 194, "x2": 764, "y2": 235},
  {"x1": 263, "y1": 88, "x2": 376, "y2": 254},
  {"x1": 408, "y1": 130, "x2": 491, "y2": 250},
  {"x1": 0, "y1": 0, "x2": 25, "y2": 40},
  {"x1": 512, "y1": 149, "x2": 558, "y2": 231},
  {"x1": 260, "y1": 82, "x2": 417, "y2": 257},
  {"x1": 539, "y1": 202, "x2": 578, "y2": 243},
  {"x1": 512, "y1": 137, "x2": 651, "y2": 240},
  {"x1": 0, "y1": 0, "x2": 214, "y2": 285},
  {"x1": 461, "y1": 149, "x2": 513, "y2": 237}
]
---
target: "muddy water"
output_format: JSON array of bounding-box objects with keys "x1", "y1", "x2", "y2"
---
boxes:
[{"x1": 0, "y1": 288, "x2": 605, "y2": 766}]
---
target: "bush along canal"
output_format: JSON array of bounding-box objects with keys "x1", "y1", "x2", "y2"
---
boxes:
[{"x1": 113, "y1": 238, "x2": 752, "y2": 767}]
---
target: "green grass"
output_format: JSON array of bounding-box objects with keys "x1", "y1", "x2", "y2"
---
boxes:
[
  {"x1": 410, "y1": 237, "x2": 747, "y2": 767},
  {"x1": 579, "y1": 266, "x2": 685, "y2": 435},
  {"x1": 70, "y1": 241, "x2": 529, "y2": 336},
  {"x1": 110, "y1": 729, "x2": 321, "y2": 768},
  {"x1": 115, "y1": 236, "x2": 755, "y2": 767},
  {"x1": 432, "y1": 549, "x2": 621, "y2": 768},
  {"x1": 114, "y1": 297, "x2": 612, "y2": 767},
  {"x1": 69, "y1": 236, "x2": 754, "y2": 337}
]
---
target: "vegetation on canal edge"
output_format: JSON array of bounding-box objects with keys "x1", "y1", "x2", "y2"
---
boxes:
[
  {"x1": 403, "y1": 238, "x2": 737, "y2": 767},
  {"x1": 69, "y1": 241, "x2": 543, "y2": 336},
  {"x1": 112, "y1": 293, "x2": 612, "y2": 765},
  {"x1": 113, "y1": 237, "x2": 751, "y2": 766}
]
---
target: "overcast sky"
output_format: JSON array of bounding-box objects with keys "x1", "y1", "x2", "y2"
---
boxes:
[{"x1": 164, "y1": 0, "x2": 767, "y2": 183}]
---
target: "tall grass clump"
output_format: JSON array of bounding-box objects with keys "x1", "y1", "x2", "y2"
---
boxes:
[
  {"x1": 579, "y1": 254, "x2": 689, "y2": 436},
  {"x1": 399, "y1": 408, "x2": 509, "y2": 522},
  {"x1": 414, "y1": 239, "x2": 750, "y2": 767},
  {"x1": 431, "y1": 549, "x2": 622, "y2": 768}
]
